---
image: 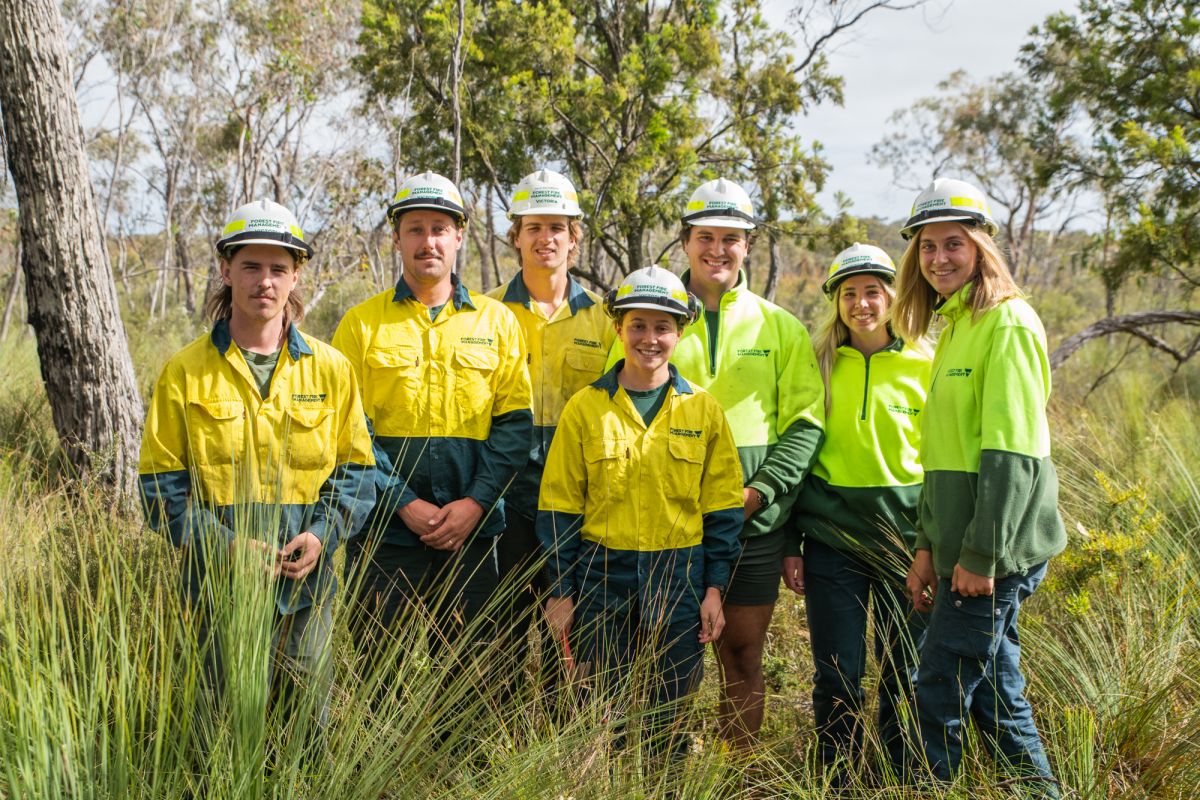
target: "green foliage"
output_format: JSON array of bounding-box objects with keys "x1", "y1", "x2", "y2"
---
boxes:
[
  {"x1": 355, "y1": 0, "x2": 847, "y2": 287},
  {"x1": 1023, "y1": 0, "x2": 1200, "y2": 294}
]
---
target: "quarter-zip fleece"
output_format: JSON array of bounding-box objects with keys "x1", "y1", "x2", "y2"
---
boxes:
[
  {"x1": 917, "y1": 284, "x2": 1067, "y2": 578},
  {"x1": 607, "y1": 270, "x2": 824, "y2": 537},
  {"x1": 794, "y1": 338, "x2": 931, "y2": 552}
]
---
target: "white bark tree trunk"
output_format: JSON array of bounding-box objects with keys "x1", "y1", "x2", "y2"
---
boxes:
[{"x1": 0, "y1": 0, "x2": 144, "y2": 499}]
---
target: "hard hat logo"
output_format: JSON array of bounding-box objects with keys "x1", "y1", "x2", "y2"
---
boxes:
[
  {"x1": 508, "y1": 169, "x2": 584, "y2": 219},
  {"x1": 605, "y1": 267, "x2": 700, "y2": 323},
  {"x1": 823, "y1": 242, "x2": 896, "y2": 297},
  {"x1": 215, "y1": 199, "x2": 313, "y2": 260},
  {"x1": 681, "y1": 178, "x2": 757, "y2": 230},
  {"x1": 900, "y1": 178, "x2": 998, "y2": 240},
  {"x1": 387, "y1": 172, "x2": 468, "y2": 225}
]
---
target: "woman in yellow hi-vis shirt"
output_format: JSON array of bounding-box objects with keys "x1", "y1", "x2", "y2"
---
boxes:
[
  {"x1": 538, "y1": 266, "x2": 744, "y2": 758},
  {"x1": 783, "y1": 243, "x2": 931, "y2": 781}
]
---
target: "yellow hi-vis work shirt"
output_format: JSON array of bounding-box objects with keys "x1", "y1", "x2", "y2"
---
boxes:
[
  {"x1": 138, "y1": 321, "x2": 377, "y2": 614},
  {"x1": 608, "y1": 270, "x2": 825, "y2": 538},
  {"x1": 487, "y1": 273, "x2": 615, "y2": 518},
  {"x1": 537, "y1": 363, "x2": 745, "y2": 597},
  {"x1": 333, "y1": 274, "x2": 533, "y2": 545}
]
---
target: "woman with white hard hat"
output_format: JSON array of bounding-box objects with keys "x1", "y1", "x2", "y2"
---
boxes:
[
  {"x1": 894, "y1": 177, "x2": 1064, "y2": 795},
  {"x1": 538, "y1": 265, "x2": 744, "y2": 759},
  {"x1": 783, "y1": 242, "x2": 931, "y2": 780}
]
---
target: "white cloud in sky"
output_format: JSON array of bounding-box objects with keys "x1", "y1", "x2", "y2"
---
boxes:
[{"x1": 789, "y1": 0, "x2": 1077, "y2": 221}]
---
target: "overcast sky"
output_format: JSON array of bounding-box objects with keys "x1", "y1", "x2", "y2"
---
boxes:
[{"x1": 796, "y1": 0, "x2": 1077, "y2": 222}]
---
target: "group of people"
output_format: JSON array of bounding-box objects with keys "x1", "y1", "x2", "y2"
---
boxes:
[{"x1": 137, "y1": 167, "x2": 1066, "y2": 794}]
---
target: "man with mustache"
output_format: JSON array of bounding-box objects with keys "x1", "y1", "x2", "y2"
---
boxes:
[{"x1": 333, "y1": 171, "x2": 533, "y2": 679}]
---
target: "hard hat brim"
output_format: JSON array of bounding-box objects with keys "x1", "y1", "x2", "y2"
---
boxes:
[
  {"x1": 387, "y1": 198, "x2": 468, "y2": 225},
  {"x1": 611, "y1": 299, "x2": 691, "y2": 317},
  {"x1": 507, "y1": 206, "x2": 584, "y2": 220},
  {"x1": 216, "y1": 231, "x2": 313, "y2": 260},
  {"x1": 900, "y1": 210, "x2": 997, "y2": 240},
  {"x1": 822, "y1": 265, "x2": 895, "y2": 298},
  {"x1": 682, "y1": 209, "x2": 757, "y2": 230}
]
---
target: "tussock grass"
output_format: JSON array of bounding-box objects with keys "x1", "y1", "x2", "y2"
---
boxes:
[{"x1": 1, "y1": 339, "x2": 1198, "y2": 797}]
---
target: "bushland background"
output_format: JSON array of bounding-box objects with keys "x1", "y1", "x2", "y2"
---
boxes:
[{"x1": 0, "y1": 0, "x2": 1197, "y2": 797}]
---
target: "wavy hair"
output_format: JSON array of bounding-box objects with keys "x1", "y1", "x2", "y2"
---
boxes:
[
  {"x1": 204, "y1": 245, "x2": 306, "y2": 326},
  {"x1": 892, "y1": 222, "x2": 1021, "y2": 342}
]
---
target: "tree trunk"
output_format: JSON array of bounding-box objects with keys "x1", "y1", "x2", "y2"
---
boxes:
[
  {"x1": 1, "y1": 243, "x2": 21, "y2": 340},
  {"x1": 763, "y1": 231, "x2": 780, "y2": 303},
  {"x1": 0, "y1": 0, "x2": 144, "y2": 499}
]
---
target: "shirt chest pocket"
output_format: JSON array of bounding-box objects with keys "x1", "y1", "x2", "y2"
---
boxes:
[
  {"x1": 453, "y1": 346, "x2": 500, "y2": 417},
  {"x1": 583, "y1": 437, "x2": 629, "y2": 503},
  {"x1": 282, "y1": 405, "x2": 336, "y2": 470},
  {"x1": 666, "y1": 436, "x2": 706, "y2": 504},
  {"x1": 365, "y1": 344, "x2": 421, "y2": 412},
  {"x1": 560, "y1": 348, "x2": 607, "y2": 397},
  {"x1": 186, "y1": 399, "x2": 245, "y2": 476}
]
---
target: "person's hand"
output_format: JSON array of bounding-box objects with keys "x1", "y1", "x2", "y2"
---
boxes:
[
  {"x1": 906, "y1": 549, "x2": 937, "y2": 611},
  {"x1": 951, "y1": 563, "x2": 994, "y2": 597},
  {"x1": 397, "y1": 498, "x2": 443, "y2": 538},
  {"x1": 698, "y1": 587, "x2": 725, "y2": 644},
  {"x1": 421, "y1": 497, "x2": 485, "y2": 551},
  {"x1": 544, "y1": 595, "x2": 575, "y2": 641},
  {"x1": 781, "y1": 555, "x2": 805, "y2": 595},
  {"x1": 280, "y1": 532, "x2": 323, "y2": 581},
  {"x1": 232, "y1": 538, "x2": 282, "y2": 578},
  {"x1": 742, "y1": 487, "x2": 763, "y2": 520}
]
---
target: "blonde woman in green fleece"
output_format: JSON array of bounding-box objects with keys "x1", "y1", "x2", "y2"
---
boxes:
[
  {"x1": 893, "y1": 178, "x2": 1065, "y2": 797},
  {"x1": 784, "y1": 243, "x2": 931, "y2": 781}
]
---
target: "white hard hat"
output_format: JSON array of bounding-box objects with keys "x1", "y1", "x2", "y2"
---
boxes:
[
  {"x1": 604, "y1": 266, "x2": 699, "y2": 323},
  {"x1": 681, "y1": 178, "x2": 757, "y2": 230},
  {"x1": 386, "y1": 171, "x2": 468, "y2": 225},
  {"x1": 216, "y1": 199, "x2": 313, "y2": 259},
  {"x1": 508, "y1": 169, "x2": 583, "y2": 219},
  {"x1": 900, "y1": 177, "x2": 998, "y2": 240},
  {"x1": 823, "y1": 243, "x2": 896, "y2": 297}
]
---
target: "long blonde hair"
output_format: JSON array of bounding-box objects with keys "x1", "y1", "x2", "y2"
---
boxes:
[
  {"x1": 813, "y1": 277, "x2": 898, "y2": 415},
  {"x1": 892, "y1": 222, "x2": 1021, "y2": 342}
]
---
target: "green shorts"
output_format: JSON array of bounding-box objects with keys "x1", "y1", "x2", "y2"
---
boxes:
[{"x1": 724, "y1": 528, "x2": 786, "y2": 606}]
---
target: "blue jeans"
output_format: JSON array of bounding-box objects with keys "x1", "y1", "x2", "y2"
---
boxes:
[
  {"x1": 916, "y1": 561, "x2": 1059, "y2": 797},
  {"x1": 805, "y1": 538, "x2": 927, "y2": 771}
]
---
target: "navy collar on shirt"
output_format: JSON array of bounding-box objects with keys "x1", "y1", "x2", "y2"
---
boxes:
[
  {"x1": 592, "y1": 360, "x2": 693, "y2": 398},
  {"x1": 211, "y1": 318, "x2": 312, "y2": 360},
  {"x1": 393, "y1": 271, "x2": 476, "y2": 311},
  {"x1": 501, "y1": 272, "x2": 596, "y2": 315}
]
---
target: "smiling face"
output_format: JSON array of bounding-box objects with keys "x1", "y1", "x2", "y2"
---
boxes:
[
  {"x1": 918, "y1": 221, "x2": 979, "y2": 298},
  {"x1": 616, "y1": 309, "x2": 682, "y2": 375},
  {"x1": 514, "y1": 214, "x2": 576, "y2": 273},
  {"x1": 837, "y1": 274, "x2": 892, "y2": 339},
  {"x1": 682, "y1": 225, "x2": 749, "y2": 295},
  {"x1": 220, "y1": 243, "x2": 299, "y2": 326},
  {"x1": 393, "y1": 209, "x2": 463, "y2": 288}
]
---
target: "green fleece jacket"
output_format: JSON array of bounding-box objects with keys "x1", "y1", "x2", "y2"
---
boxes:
[
  {"x1": 917, "y1": 284, "x2": 1067, "y2": 578},
  {"x1": 794, "y1": 338, "x2": 931, "y2": 554}
]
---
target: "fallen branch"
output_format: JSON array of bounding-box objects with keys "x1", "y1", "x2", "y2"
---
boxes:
[{"x1": 1050, "y1": 311, "x2": 1200, "y2": 369}]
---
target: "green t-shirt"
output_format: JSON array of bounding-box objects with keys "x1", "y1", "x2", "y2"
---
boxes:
[
  {"x1": 240, "y1": 347, "x2": 281, "y2": 399},
  {"x1": 626, "y1": 381, "x2": 670, "y2": 425},
  {"x1": 428, "y1": 303, "x2": 446, "y2": 322}
]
